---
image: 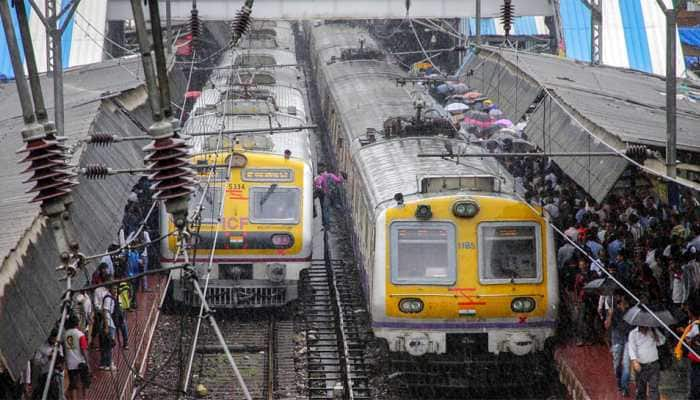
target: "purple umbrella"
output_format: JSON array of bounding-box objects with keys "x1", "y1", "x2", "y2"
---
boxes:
[{"x1": 495, "y1": 119, "x2": 514, "y2": 127}]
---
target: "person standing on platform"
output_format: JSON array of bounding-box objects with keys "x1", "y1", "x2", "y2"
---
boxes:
[
  {"x1": 126, "y1": 246, "x2": 141, "y2": 309},
  {"x1": 628, "y1": 325, "x2": 665, "y2": 400},
  {"x1": 31, "y1": 329, "x2": 64, "y2": 400},
  {"x1": 675, "y1": 295, "x2": 700, "y2": 399},
  {"x1": 99, "y1": 286, "x2": 117, "y2": 371},
  {"x1": 109, "y1": 285, "x2": 128, "y2": 350},
  {"x1": 63, "y1": 316, "x2": 90, "y2": 400}
]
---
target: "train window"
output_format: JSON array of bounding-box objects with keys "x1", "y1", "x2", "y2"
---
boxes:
[
  {"x1": 190, "y1": 184, "x2": 224, "y2": 223},
  {"x1": 390, "y1": 221, "x2": 456, "y2": 285},
  {"x1": 234, "y1": 54, "x2": 276, "y2": 66},
  {"x1": 249, "y1": 186, "x2": 300, "y2": 224},
  {"x1": 477, "y1": 223, "x2": 542, "y2": 284}
]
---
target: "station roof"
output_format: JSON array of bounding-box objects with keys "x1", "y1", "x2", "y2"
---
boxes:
[
  {"x1": 0, "y1": 56, "x2": 145, "y2": 265},
  {"x1": 462, "y1": 46, "x2": 700, "y2": 201}
]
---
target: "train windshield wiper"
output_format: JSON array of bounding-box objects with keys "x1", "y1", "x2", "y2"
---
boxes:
[{"x1": 260, "y1": 184, "x2": 278, "y2": 206}]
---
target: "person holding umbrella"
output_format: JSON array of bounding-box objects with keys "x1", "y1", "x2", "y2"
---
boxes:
[{"x1": 626, "y1": 305, "x2": 675, "y2": 400}]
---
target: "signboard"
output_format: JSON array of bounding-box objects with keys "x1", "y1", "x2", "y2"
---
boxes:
[{"x1": 242, "y1": 168, "x2": 294, "y2": 182}]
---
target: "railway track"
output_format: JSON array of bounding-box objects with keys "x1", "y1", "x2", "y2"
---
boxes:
[
  {"x1": 187, "y1": 313, "x2": 297, "y2": 399},
  {"x1": 299, "y1": 230, "x2": 371, "y2": 400}
]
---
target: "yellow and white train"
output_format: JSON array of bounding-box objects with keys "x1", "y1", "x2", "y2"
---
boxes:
[
  {"x1": 161, "y1": 21, "x2": 314, "y2": 308},
  {"x1": 308, "y1": 22, "x2": 558, "y2": 357}
]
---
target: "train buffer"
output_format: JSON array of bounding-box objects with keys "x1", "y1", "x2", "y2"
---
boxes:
[
  {"x1": 555, "y1": 342, "x2": 687, "y2": 399},
  {"x1": 83, "y1": 274, "x2": 168, "y2": 399}
]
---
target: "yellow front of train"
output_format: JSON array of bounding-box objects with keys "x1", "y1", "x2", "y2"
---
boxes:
[
  {"x1": 372, "y1": 194, "x2": 558, "y2": 357},
  {"x1": 164, "y1": 147, "x2": 313, "y2": 308}
]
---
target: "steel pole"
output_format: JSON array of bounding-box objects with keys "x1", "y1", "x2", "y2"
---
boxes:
[
  {"x1": 0, "y1": 0, "x2": 36, "y2": 124},
  {"x1": 41, "y1": 275, "x2": 71, "y2": 400},
  {"x1": 665, "y1": 8, "x2": 677, "y2": 178},
  {"x1": 147, "y1": 0, "x2": 173, "y2": 119},
  {"x1": 475, "y1": 0, "x2": 481, "y2": 45},
  {"x1": 47, "y1": 0, "x2": 64, "y2": 135},
  {"x1": 166, "y1": 0, "x2": 172, "y2": 54},
  {"x1": 129, "y1": 0, "x2": 163, "y2": 121},
  {"x1": 14, "y1": 0, "x2": 48, "y2": 122}
]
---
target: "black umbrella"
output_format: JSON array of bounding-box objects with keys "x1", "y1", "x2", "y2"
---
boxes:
[
  {"x1": 583, "y1": 278, "x2": 618, "y2": 295},
  {"x1": 623, "y1": 305, "x2": 677, "y2": 327}
]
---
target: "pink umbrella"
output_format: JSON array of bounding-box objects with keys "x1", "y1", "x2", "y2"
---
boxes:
[
  {"x1": 465, "y1": 91, "x2": 482, "y2": 100},
  {"x1": 495, "y1": 119, "x2": 513, "y2": 127}
]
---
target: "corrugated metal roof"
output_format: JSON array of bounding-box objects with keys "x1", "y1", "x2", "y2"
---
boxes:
[
  {"x1": 0, "y1": 55, "x2": 159, "y2": 377},
  {"x1": 0, "y1": 56, "x2": 144, "y2": 263},
  {"x1": 459, "y1": 46, "x2": 700, "y2": 201},
  {"x1": 0, "y1": 0, "x2": 107, "y2": 78}
]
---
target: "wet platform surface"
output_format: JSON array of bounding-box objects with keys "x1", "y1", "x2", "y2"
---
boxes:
[
  {"x1": 556, "y1": 342, "x2": 687, "y2": 400},
  {"x1": 84, "y1": 274, "x2": 168, "y2": 399}
]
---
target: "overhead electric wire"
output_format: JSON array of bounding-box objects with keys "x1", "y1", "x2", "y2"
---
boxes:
[{"x1": 408, "y1": 17, "x2": 445, "y2": 77}]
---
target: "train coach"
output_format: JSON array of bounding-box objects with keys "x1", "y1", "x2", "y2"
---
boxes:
[
  {"x1": 308, "y1": 21, "x2": 558, "y2": 358},
  {"x1": 161, "y1": 21, "x2": 314, "y2": 308}
]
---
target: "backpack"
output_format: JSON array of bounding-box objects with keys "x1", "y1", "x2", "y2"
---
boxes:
[
  {"x1": 105, "y1": 294, "x2": 123, "y2": 325},
  {"x1": 126, "y1": 251, "x2": 140, "y2": 277}
]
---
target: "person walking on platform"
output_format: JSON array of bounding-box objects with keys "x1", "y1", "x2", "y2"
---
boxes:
[
  {"x1": 629, "y1": 325, "x2": 666, "y2": 400},
  {"x1": 606, "y1": 295, "x2": 633, "y2": 397},
  {"x1": 63, "y1": 316, "x2": 90, "y2": 400}
]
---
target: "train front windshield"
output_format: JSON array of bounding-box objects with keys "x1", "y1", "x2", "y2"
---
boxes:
[
  {"x1": 478, "y1": 223, "x2": 541, "y2": 283},
  {"x1": 390, "y1": 222, "x2": 456, "y2": 285},
  {"x1": 250, "y1": 186, "x2": 300, "y2": 224}
]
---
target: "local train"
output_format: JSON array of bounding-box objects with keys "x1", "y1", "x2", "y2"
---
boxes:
[
  {"x1": 161, "y1": 20, "x2": 314, "y2": 308},
  {"x1": 307, "y1": 22, "x2": 558, "y2": 358}
]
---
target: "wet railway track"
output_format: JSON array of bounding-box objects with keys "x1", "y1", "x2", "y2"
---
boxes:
[
  {"x1": 299, "y1": 230, "x2": 371, "y2": 399},
  {"x1": 188, "y1": 313, "x2": 297, "y2": 399}
]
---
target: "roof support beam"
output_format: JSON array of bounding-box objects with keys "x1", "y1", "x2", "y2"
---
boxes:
[
  {"x1": 579, "y1": 0, "x2": 602, "y2": 65},
  {"x1": 106, "y1": 0, "x2": 555, "y2": 21}
]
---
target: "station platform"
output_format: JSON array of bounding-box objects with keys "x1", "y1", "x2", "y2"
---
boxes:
[
  {"x1": 83, "y1": 274, "x2": 168, "y2": 399},
  {"x1": 555, "y1": 342, "x2": 687, "y2": 400}
]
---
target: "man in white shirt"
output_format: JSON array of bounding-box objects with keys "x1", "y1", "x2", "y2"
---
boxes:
[
  {"x1": 63, "y1": 316, "x2": 90, "y2": 399},
  {"x1": 99, "y1": 287, "x2": 117, "y2": 371},
  {"x1": 628, "y1": 326, "x2": 665, "y2": 400}
]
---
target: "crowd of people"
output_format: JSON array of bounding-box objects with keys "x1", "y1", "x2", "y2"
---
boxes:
[
  {"x1": 25, "y1": 183, "x2": 157, "y2": 400},
  {"x1": 438, "y1": 81, "x2": 700, "y2": 400}
]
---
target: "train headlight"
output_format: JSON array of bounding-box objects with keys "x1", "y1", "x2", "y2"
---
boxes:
[
  {"x1": 399, "y1": 298, "x2": 424, "y2": 313},
  {"x1": 415, "y1": 204, "x2": 432, "y2": 220},
  {"x1": 271, "y1": 234, "x2": 294, "y2": 248},
  {"x1": 230, "y1": 153, "x2": 247, "y2": 168},
  {"x1": 511, "y1": 297, "x2": 536, "y2": 313},
  {"x1": 452, "y1": 200, "x2": 479, "y2": 218},
  {"x1": 267, "y1": 263, "x2": 286, "y2": 283}
]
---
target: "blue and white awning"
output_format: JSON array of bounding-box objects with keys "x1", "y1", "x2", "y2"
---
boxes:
[
  {"x1": 460, "y1": 16, "x2": 550, "y2": 37},
  {"x1": 0, "y1": 0, "x2": 107, "y2": 79},
  {"x1": 559, "y1": 0, "x2": 685, "y2": 76}
]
